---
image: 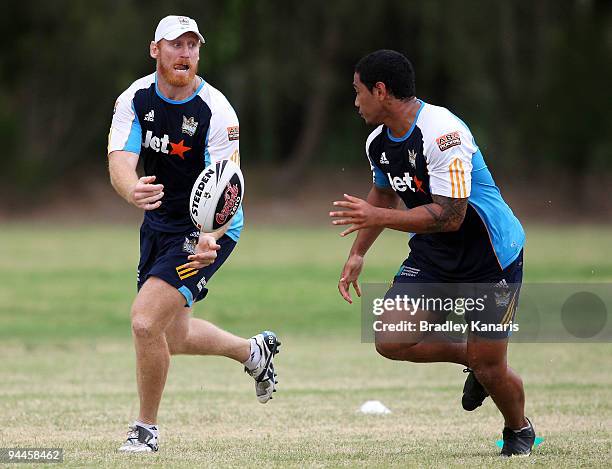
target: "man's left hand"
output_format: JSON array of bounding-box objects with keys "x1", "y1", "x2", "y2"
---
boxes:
[
  {"x1": 330, "y1": 194, "x2": 383, "y2": 236},
  {"x1": 185, "y1": 234, "x2": 220, "y2": 269}
]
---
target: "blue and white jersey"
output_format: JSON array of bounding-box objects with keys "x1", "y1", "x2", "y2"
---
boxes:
[
  {"x1": 108, "y1": 73, "x2": 243, "y2": 241},
  {"x1": 366, "y1": 100, "x2": 524, "y2": 280}
]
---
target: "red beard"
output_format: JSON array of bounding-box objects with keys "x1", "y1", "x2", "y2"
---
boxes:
[{"x1": 158, "y1": 60, "x2": 198, "y2": 87}]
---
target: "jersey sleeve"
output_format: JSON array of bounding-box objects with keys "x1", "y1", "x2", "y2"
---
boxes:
[
  {"x1": 107, "y1": 90, "x2": 141, "y2": 155},
  {"x1": 426, "y1": 127, "x2": 476, "y2": 198},
  {"x1": 205, "y1": 102, "x2": 240, "y2": 167},
  {"x1": 365, "y1": 126, "x2": 391, "y2": 188}
]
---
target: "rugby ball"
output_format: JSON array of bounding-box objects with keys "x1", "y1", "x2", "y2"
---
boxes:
[{"x1": 189, "y1": 160, "x2": 244, "y2": 232}]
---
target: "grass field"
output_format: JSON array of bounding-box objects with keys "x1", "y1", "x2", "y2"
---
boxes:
[{"x1": 1, "y1": 224, "x2": 611, "y2": 467}]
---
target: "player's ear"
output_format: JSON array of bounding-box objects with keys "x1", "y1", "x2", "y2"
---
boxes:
[
  {"x1": 150, "y1": 41, "x2": 159, "y2": 59},
  {"x1": 374, "y1": 82, "x2": 387, "y2": 101}
]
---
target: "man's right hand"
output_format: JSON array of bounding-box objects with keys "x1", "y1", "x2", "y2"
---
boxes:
[
  {"x1": 338, "y1": 254, "x2": 364, "y2": 304},
  {"x1": 129, "y1": 175, "x2": 164, "y2": 210}
]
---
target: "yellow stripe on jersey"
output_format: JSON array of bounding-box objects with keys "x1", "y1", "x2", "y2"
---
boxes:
[
  {"x1": 449, "y1": 159, "x2": 466, "y2": 198},
  {"x1": 449, "y1": 159, "x2": 458, "y2": 197},
  {"x1": 458, "y1": 160, "x2": 467, "y2": 198},
  {"x1": 107, "y1": 128, "x2": 113, "y2": 154},
  {"x1": 230, "y1": 150, "x2": 240, "y2": 166},
  {"x1": 449, "y1": 160, "x2": 455, "y2": 197}
]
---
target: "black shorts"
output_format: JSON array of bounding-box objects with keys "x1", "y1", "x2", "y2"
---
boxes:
[
  {"x1": 137, "y1": 223, "x2": 237, "y2": 307},
  {"x1": 386, "y1": 250, "x2": 524, "y2": 339}
]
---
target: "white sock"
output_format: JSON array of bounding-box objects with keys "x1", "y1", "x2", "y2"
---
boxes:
[
  {"x1": 242, "y1": 338, "x2": 262, "y2": 370},
  {"x1": 135, "y1": 420, "x2": 159, "y2": 435},
  {"x1": 513, "y1": 421, "x2": 531, "y2": 433}
]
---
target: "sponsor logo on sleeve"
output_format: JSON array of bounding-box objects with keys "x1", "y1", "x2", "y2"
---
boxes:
[
  {"x1": 436, "y1": 131, "x2": 461, "y2": 152},
  {"x1": 227, "y1": 126, "x2": 240, "y2": 141}
]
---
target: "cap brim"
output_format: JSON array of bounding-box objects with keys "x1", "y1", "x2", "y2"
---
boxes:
[{"x1": 160, "y1": 28, "x2": 205, "y2": 44}]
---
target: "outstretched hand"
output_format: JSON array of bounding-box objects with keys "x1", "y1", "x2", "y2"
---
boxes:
[{"x1": 330, "y1": 194, "x2": 382, "y2": 236}]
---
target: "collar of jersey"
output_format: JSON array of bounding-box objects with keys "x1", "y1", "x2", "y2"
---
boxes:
[
  {"x1": 386, "y1": 99, "x2": 424, "y2": 142},
  {"x1": 154, "y1": 74, "x2": 206, "y2": 104}
]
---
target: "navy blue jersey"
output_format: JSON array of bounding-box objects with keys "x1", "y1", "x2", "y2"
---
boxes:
[
  {"x1": 108, "y1": 73, "x2": 243, "y2": 240},
  {"x1": 366, "y1": 100, "x2": 524, "y2": 281}
]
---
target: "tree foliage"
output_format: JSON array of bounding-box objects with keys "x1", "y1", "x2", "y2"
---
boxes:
[{"x1": 1, "y1": 0, "x2": 610, "y2": 197}]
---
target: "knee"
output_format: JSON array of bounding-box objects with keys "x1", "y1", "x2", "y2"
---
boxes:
[
  {"x1": 131, "y1": 308, "x2": 163, "y2": 340},
  {"x1": 131, "y1": 318, "x2": 157, "y2": 340}
]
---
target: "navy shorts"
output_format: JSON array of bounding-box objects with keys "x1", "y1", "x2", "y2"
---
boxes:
[
  {"x1": 386, "y1": 250, "x2": 524, "y2": 339},
  {"x1": 137, "y1": 223, "x2": 237, "y2": 307}
]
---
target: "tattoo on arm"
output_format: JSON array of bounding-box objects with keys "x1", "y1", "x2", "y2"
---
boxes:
[{"x1": 423, "y1": 195, "x2": 468, "y2": 232}]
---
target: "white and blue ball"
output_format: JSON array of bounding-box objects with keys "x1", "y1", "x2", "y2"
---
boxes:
[{"x1": 189, "y1": 160, "x2": 244, "y2": 232}]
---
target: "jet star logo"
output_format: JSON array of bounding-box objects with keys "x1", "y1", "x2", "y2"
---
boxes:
[
  {"x1": 387, "y1": 172, "x2": 426, "y2": 194},
  {"x1": 169, "y1": 140, "x2": 191, "y2": 159},
  {"x1": 412, "y1": 175, "x2": 426, "y2": 193},
  {"x1": 388, "y1": 172, "x2": 412, "y2": 192},
  {"x1": 143, "y1": 130, "x2": 191, "y2": 160}
]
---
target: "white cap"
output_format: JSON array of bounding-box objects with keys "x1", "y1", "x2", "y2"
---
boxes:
[{"x1": 154, "y1": 15, "x2": 205, "y2": 44}]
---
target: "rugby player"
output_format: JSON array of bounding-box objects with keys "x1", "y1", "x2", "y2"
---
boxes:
[
  {"x1": 330, "y1": 50, "x2": 535, "y2": 457},
  {"x1": 108, "y1": 16, "x2": 280, "y2": 453}
]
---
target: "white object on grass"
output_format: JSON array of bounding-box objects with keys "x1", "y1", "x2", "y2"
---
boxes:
[{"x1": 358, "y1": 400, "x2": 391, "y2": 414}]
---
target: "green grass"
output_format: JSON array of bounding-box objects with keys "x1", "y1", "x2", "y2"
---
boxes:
[
  {"x1": 1, "y1": 224, "x2": 611, "y2": 341},
  {"x1": 0, "y1": 224, "x2": 611, "y2": 467}
]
